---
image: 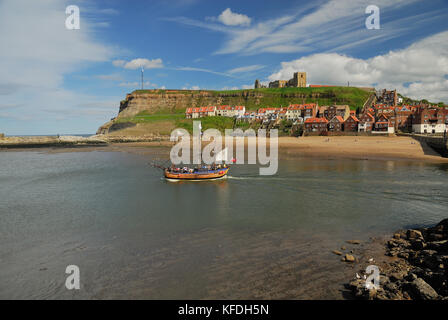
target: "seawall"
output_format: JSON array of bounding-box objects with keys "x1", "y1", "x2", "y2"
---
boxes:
[{"x1": 410, "y1": 134, "x2": 448, "y2": 157}]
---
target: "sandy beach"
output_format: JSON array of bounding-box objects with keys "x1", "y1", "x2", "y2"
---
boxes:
[
  {"x1": 3, "y1": 135, "x2": 448, "y2": 163},
  {"x1": 105, "y1": 136, "x2": 448, "y2": 163},
  {"x1": 277, "y1": 136, "x2": 448, "y2": 162}
]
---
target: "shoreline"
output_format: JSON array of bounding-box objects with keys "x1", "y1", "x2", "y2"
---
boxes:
[
  {"x1": 2, "y1": 135, "x2": 448, "y2": 163},
  {"x1": 346, "y1": 219, "x2": 448, "y2": 300}
]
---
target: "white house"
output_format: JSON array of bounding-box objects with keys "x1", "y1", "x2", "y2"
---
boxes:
[{"x1": 412, "y1": 123, "x2": 446, "y2": 134}]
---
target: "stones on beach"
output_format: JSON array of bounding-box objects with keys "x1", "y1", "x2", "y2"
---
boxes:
[
  {"x1": 411, "y1": 239, "x2": 426, "y2": 250},
  {"x1": 406, "y1": 278, "x2": 439, "y2": 300},
  {"x1": 332, "y1": 250, "x2": 343, "y2": 256},
  {"x1": 407, "y1": 229, "x2": 424, "y2": 241},
  {"x1": 347, "y1": 219, "x2": 448, "y2": 300},
  {"x1": 343, "y1": 254, "x2": 356, "y2": 262},
  {"x1": 389, "y1": 271, "x2": 407, "y2": 282},
  {"x1": 346, "y1": 240, "x2": 361, "y2": 245},
  {"x1": 436, "y1": 218, "x2": 448, "y2": 231}
]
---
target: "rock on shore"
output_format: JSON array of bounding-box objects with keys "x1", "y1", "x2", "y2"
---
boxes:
[{"x1": 348, "y1": 219, "x2": 448, "y2": 300}]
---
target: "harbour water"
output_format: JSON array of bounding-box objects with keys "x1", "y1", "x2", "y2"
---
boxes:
[{"x1": 1, "y1": 149, "x2": 447, "y2": 299}]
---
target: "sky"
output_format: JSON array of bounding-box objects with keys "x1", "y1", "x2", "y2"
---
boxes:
[{"x1": 1, "y1": 0, "x2": 448, "y2": 135}]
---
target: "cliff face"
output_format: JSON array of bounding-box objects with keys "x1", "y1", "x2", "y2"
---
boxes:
[
  {"x1": 117, "y1": 90, "x2": 265, "y2": 118},
  {"x1": 97, "y1": 88, "x2": 372, "y2": 134},
  {"x1": 116, "y1": 88, "x2": 361, "y2": 118}
]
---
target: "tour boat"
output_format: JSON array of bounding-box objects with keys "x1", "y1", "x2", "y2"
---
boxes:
[
  {"x1": 164, "y1": 167, "x2": 229, "y2": 182},
  {"x1": 154, "y1": 147, "x2": 233, "y2": 182}
]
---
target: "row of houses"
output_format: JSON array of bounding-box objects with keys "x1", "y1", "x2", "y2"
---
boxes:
[
  {"x1": 185, "y1": 106, "x2": 246, "y2": 118},
  {"x1": 256, "y1": 103, "x2": 318, "y2": 121},
  {"x1": 305, "y1": 104, "x2": 448, "y2": 134},
  {"x1": 185, "y1": 102, "x2": 448, "y2": 135},
  {"x1": 185, "y1": 103, "x2": 319, "y2": 122},
  {"x1": 304, "y1": 114, "x2": 373, "y2": 133},
  {"x1": 368, "y1": 105, "x2": 448, "y2": 134}
]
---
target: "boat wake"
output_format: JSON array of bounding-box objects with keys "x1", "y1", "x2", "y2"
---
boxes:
[{"x1": 227, "y1": 175, "x2": 283, "y2": 181}]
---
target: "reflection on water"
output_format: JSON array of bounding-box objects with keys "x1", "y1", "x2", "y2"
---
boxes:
[{"x1": 0, "y1": 150, "x2": 447, "y2": 299}]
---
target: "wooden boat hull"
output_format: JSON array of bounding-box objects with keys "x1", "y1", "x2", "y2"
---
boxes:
[{"x1": 164, "y1": 168, "x2": 229, "y2": 181}]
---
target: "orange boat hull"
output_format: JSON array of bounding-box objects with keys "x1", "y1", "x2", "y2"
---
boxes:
[{"x1": 164, "y1": 168, "x2": 229, "y2": 181}]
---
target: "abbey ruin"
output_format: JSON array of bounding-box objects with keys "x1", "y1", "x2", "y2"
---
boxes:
[{"x1": 255, "y1": 72, "x2": 307, "y2": 89}]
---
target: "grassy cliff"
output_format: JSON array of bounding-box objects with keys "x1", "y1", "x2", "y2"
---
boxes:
[
  {"x1": 128, "y1": 87, "x2": 372, "y2": 111},
  {"x1": 98, "y1": 87, "x2": 373, "y2": 135}
]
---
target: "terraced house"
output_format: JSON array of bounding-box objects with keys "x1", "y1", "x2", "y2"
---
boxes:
[
  {"x1": 185, "y1": 106, "x2": 216, "y2": 119},
  {"x1": 318, "y1": 105, "x2": 350, "y2": 121},
  {"x1": 358, "y1": 113, "x2": 375, "y2": 132},
  {"x1": 304, "y1": 117, "x2": 328, "y2": 133},
  {"x1": 328, "y1": 116, "x2": 344, "y2": 132},
  {"x1": 216, "y1": 105, "x2": 245, "y2": 117},
  {"x1": 412, "y1": 107, "x2": 448, "y2": 134},
  {"x1": 285, "y1": 103, "x2": 318, "y2": 121},
  {"x1": 285, "y1": 105, "x2": 303, "y2": 121},
  {"x1": 344, "y1": 115, "x2": 359, "y2": 132},
  {"x1": 374, "y1": 114, "x2": 394, "y2": 133},
  {"x1": 391, "y1": 105, "x2": 415, "y2": 132},
  {"x1": 185, "y1": 105, "x2": 245, "y2": 118}
]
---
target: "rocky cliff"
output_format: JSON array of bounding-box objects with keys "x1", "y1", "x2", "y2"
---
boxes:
[
  {"x1": 116, "y1": 88, "x2": 372, "y2": 118},
  {"x1": 98, "y1": 87, "x2": 373, "y2": 134}
]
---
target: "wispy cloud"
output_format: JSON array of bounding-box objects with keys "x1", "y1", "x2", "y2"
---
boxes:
[
  {"x1": 227, "y1": 65, "x2": 265, "y2": 74},
  {"x1": 171, "y1": 66, "x2": 235, "y2": 78},
  {"x1": 169, "y1": 0, "x2": 433, "y2": 55}
]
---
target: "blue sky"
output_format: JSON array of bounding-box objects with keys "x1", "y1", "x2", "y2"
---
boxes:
[{"x1": 1, "y1": 0, "x2": 448, "y2": 135}]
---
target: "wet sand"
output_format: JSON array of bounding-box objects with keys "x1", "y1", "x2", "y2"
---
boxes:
[
  {"x1": 18, "y1": 135, "x2": 446, "y2": 163},
  {"x1": 278, "y1": 136, "x2": 448, "y2": 162}
]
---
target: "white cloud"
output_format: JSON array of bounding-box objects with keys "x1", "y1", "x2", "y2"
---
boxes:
[
  {"x1": 268, "y1": 31, "x2": 448, "y2": 103},
  {"x1": 217, "y1": 8, "x2": 251, "y2": 27},
  {"x1": 113, "y1": 58, "x2": 164, "y2": 70},
  {"x1": 0, "y1": 0, "x2": 120, "y2": 134},
  {"x1": 227, "y1": 65, "x2": 264, "y2": 74}
]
